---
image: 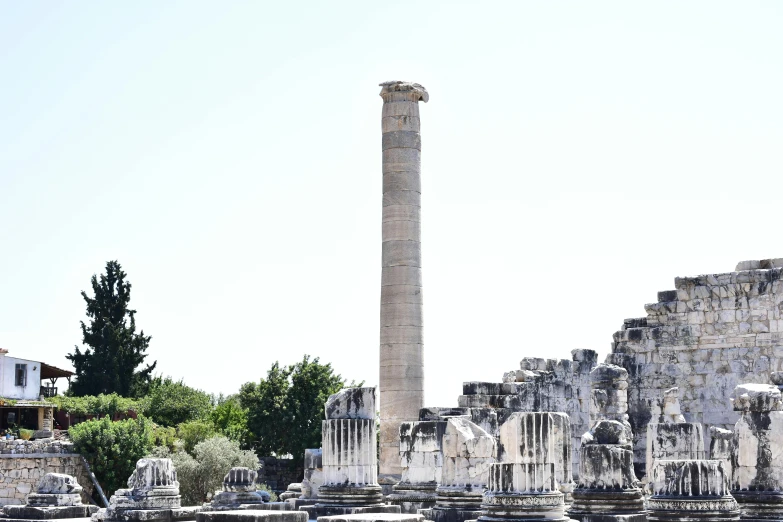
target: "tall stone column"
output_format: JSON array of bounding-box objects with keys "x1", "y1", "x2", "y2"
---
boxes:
[{"x1": 379, "y1": 80, "x2": 429, "y2": 482}]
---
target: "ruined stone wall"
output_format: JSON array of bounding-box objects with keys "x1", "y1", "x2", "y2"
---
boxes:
[
  {"x1": 256, "y1": 456, "x2": 302, "y2": 493},
  {"x1": 610, "y1": 258, "x2": 783, "y2": 471},
  {"x1": 449, "y1": 349, "x2": 598, "y2": 476},
  {"x1": 0, "y1": 440, "x2": 93, "y2": 506},
  {"x1": 445, "y1": 259, "x2": 783, "y2": 480}
]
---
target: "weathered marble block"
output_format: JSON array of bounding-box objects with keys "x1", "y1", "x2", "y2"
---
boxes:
[
  {"x1": 498, "y1": 412, "x2": 573, "y2": 496},
  {"x1": 390, "y1": 421, "x2": 446, "y2": 513},
  {"x1": 569, "y1": 419, "x2": 645, "y2": 522},
  {"x1": 326, "y1": 387, "x2": 377, "y2": 420},
  {"x1": 428, "y1": 418, "x2": 495, "y2": 522},
  {"x1": 3, "y1": 473, "x2": 99, "y2": 519},
  {"x1": 647, "y1": 460, "x2": 739, "y2": 522},
  {"x1": 729, "y1": 383, "x2": 783, "y2": 521},
  {"x1": 279, "y1": 484, "x2": 302, "y2": 502},
  {"x1": 93, "y1": 458, "x2": 191, "y2": 522},
  {"x1": 709, "y1": 427, "x2": 733, "y2": 478},
  {"x1": 106, "y1": 458, "x2": 181, "y2": 510},
  {"x1": 589, "y1": 365, "x2": 630, "y2": 426},
  {"x1": 478, "y1": 412, "x2": 575, "y2": 522},
  {"x1": 645, "y1": 423, "x2": 704, "y2": 480},
  {"x1": 210, "y1": 468, "x2": 268, "y2": 510},
  {"x1": 301, "y1": 449, "x2": 323, "y2": 500}
]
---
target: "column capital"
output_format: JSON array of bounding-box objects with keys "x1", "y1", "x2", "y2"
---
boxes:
[{"x1": 379, "y1": 81, "x2": 429, "y2": 103}]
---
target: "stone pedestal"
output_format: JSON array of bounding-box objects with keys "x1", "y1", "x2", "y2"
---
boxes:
[
  {"x1": 569, "y1": 365, "x2": 645, "y2": 522},
  {"x1": 647, "y1": 460, "x2": 739, "y2": 522},
  {"x1": 729, "y1": 383, "x2": 783, "y2": 522},
  {"x1": 210, "y1": 468, "x2": 268, "y2": 511},
  {"x1": 279, "y1": 485, "x2": 302, "y2": 502},
  {"x1": 389, "y1": 421, "x2": 446, "y2": 514},
  {"x1": 94, "y1": 458, "x2": 196, "y2": 522},
  {"x1": 475, "y1": 413, "x2": 574, "y2": 522},
  {"x1": 426, "y1": 418, "x2": 495, "y2": 522},
  {"x1": 2, "y1": 473, "x2": 99, "y2": 520},
  {"x1": 498, "y1": 412, "x2": 574, "y2": 500},
  {"x1": 568, "y1": 431, "x2": 645, "y2": 522},
  {"x1": 646, "y1": 388, "x2": 705, "y2": 481},
  {"x1": 378, "y1": 80, "x2": 429, "y2": 484},
  {"x1": 478, "y1": 463, "x2": 575, "y2": 522},
  {"x1": 304, "y1": 388, "x2": 400, "y2": 520}
]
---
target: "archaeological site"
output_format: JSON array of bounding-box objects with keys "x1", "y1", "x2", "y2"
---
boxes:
[{"x1": 4, "y1": 80, "x2": 783, "y2": 522}]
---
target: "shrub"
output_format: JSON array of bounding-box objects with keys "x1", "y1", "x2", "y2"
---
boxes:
[
  {"x1": 177, "y1": 420, "x2": 216, "y2": 455},
  {"x1": 257, "y1": 483, "x2": 277, "y2": 502},
  {"x1": 151, "y1": 425, "x2": 178, "y2": 452},
  {"x1": 50, "y1": 393, "x2": 148, "y2": 417},
  {"x1": 145, "y1": 377, "x2": 213, "y2": 427},
  {"x1": 70, "y1": 415, "x2": 153, "y2": 499},
  {"x1": 19, "y1": 429, "x2": 34, "y2": 441},
  {"x1": 150, "y1": 436, "x2": 258, "y2": 505}
]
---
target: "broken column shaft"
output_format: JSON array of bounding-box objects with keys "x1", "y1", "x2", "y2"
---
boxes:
[{"x1": 379, "y1": 80, "x2": 429, "y2": 482}]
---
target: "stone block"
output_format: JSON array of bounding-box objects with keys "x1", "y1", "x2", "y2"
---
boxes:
[
  {"x1": 318, "y1": 515, "x2": 423, "y2": 522},
  {"x1": 197, "y1": 511, "x2": 307, "y2": 522},
  {"x1": 731, "y1": 383, "x2": 782, "y2": 412}
]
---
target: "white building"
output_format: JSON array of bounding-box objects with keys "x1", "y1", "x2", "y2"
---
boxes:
[{"x1": 0, "y1": 348, "x2": 72, "y2": 435}]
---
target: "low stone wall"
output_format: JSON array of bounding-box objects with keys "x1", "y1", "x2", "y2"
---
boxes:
[
  {"x1": 257, "y1": 457, "x2": 302, "y2": 493},
  {"x1": 0, "y1": 440, "x2": 93, "y2": 506}
]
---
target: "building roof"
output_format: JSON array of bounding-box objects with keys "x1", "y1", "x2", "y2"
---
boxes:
[{"x1": 41, "y1": 363, "x2": 74, "y2": 380}]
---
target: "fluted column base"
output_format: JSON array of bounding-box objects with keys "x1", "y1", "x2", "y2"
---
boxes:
[
  {"x1": 569, "y1": 488, "x2": 645, "y2": 515},
  {"x1": 478, "y1": 491, "x2": 576, "y2": 522},
  {"x1": 390, "y1": 483, "x2": 439, "y2": 514},
  {"x1": 316, "y1": 484, "x2": 384, "y2": 506},
  {"x1": 731, "y1": 491, "x2": 783, "y2": 521},
  {"x1": 426, "y1": 486, "x2": 485, "y2": 522},
  {"x1": 646, "y1": 496, "x2": 739, "y2": 522},
  {"x1": 569, "y1": 514, "x2": 647, "y2": 522}
]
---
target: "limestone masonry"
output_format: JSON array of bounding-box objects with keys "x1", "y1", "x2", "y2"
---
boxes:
[{"x1": 449, "y1": 258, "x2": 783, "y2": 477}]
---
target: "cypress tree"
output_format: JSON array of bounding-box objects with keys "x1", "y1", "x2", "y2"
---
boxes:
[{"x1": 67, "y1": 261, "x2": 156, "y2": 396}]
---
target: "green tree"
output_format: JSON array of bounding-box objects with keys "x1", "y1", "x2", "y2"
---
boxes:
[
  {"x1": 238, "y1": 362, "x2": 291, "y2": 456},
  {"x1": 145, "y1": 376, "x2": 213, "y2": 427},
  {"x1": 210, "y1": 395, "x2": 250, "y2": 447},
  {"x1": 66, "y1": 261, "x2": 157, "y2": 396},
  {"x1": 239, "y1": 356, "x2": 354, "y2": 460},
  {"x1": 285, "y1": 356, "x2": 349, "y2": 461},
  {"x1": 69, "y1": 415, "x2": 154, "y2": 501}
]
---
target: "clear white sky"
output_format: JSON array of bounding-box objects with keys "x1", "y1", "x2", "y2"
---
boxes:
[{"x1": 2, "y1": 2, "x2": 782, "y2": 407}]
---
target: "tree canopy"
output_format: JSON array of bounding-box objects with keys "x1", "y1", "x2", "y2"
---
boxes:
[
  {"x1": 238, "y1": 355, "x2": 355, "y2": 460},
  {"x1": 66, "y1": 261, "x2": 156, "y2": 396},
  {"x1": 144, "y1": 376, "x2": 214, "y2": 427}
]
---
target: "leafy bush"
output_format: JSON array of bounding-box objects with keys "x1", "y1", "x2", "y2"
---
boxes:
[
  {"x1": 151, "y1": 425, "x2": 178, "y2": 452},
  {"x1": 70, "y1": 415, "x2": 153, "y2": 499},
  {"x1": 50, "y1": 393, "x2": 148, "y2": 417},
  {"x1": 19, "y1": 428, "x2": 34, "y2": 441},
  {"x1": 257, "y1": 483, "x2": 278, "y2": 502},
  {"x1": 177, "y1": 420, "x2": 216, "y2": 455},
  {"x1": 149, "y1": 436, "x2": 258, "y2": 505},
  {"x1": 169, "y1": 449, "x2": 202, "y2": 505},
  {"x1": 145, "y1": 377, "x2": 213, "y2": 427}
]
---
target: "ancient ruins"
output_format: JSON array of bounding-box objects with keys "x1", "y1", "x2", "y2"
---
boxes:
[
  {"x1": 7, "y1": 81, "x2": 783, "y2": 522},
  {"x1": 379, "y1": 80, "x2": 428, "y2": 486}
]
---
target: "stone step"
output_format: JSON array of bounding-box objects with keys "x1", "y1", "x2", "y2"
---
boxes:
[{"x1": 657, "y1": 290, "x2": 678, "y2": 302}]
